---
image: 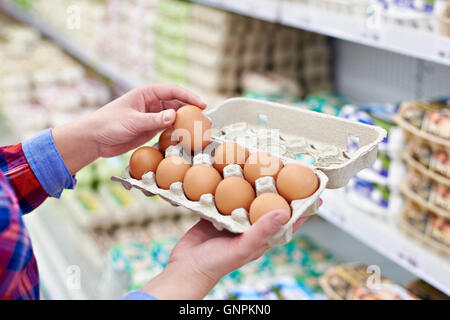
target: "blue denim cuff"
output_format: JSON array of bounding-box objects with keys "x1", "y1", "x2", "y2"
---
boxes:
[
  {"x1": 22, "y1": 129, "x2": 75, "y2": 198},
  {"x1": 122, "y1": 291, "x2": 158, "y2": 300}
]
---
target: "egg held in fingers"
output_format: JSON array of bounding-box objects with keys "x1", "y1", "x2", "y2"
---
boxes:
[{"x1": 174, "y1": 105, "x2": 211, "y2": 152}]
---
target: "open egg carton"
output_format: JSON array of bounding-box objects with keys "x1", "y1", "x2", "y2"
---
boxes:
[{"x1": 112, "y1": 98, "x2": 386, "y2": 246}]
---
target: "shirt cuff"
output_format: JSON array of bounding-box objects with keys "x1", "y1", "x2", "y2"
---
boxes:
[
  {"x1": 122, "y1": 291, "x2": 158, "y2": 300},
  {"x1": 22, "y1": 129, "x2": 75, "y2": 198}
]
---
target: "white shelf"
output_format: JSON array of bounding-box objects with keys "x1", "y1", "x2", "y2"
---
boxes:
[
  {"x1": 1, "y1": 0, "x2": 144, "y2": 90},
  {"x1": 24, "y1": 211, "x2": 89, "y2": 300},
  {"x1": 191, "y1": 0, "x2": 279, "y2": 22},
  {"x1": 192, "y1": 0, "x2": 450, "y2": 67},
  {"x1": 320, "y1": 189, "x2": 450, "y2": 296}
]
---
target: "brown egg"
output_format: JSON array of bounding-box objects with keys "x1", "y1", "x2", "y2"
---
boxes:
[
  {"x1": 214, "y1": 142, "x2": 250, "y2": 174},
  {"x1": 156, "y1": 156, "x2": 191, "y2": 190},
  {"x1": 183, "y1": 165, "x2": 222, "y2": 201},
  {"x1": 158, "y1": 128, "x2": 179, "y2": 153},
  {"x1": 215, "y1": 177, "x2": 255, "y2": 216},
  {"x1": 174, "y1": 105, "x2": 211, "y2": 152},
  {"x1": 129, "y1": 147, "x2": 164, "y2": 180},
  {"x1": 276, "y1": 164, "x2": 319, "y2": 202},
  {"x1": 243, "y1": 152, "x2": 284, "y2": 186},
  {"x1": 249, "y1": 193, "x2": 292, "y2": 225}
]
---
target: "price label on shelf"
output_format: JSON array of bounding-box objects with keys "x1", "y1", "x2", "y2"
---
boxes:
[
  {"x1": 434, "y1": 37, "x2": 450, "y2": 62},
  {"x1": 396, "y1": 246, "x2": 419, "y2": 270},
  {"x1": 223, "y1": 0, "x2": 278, "y2": 21},
  {"x1": 359, "y1": 27, "x2": 383, "y2": 44},
  {"x1": 280, "y1": 3, "x2": 312, "y2": 29}
]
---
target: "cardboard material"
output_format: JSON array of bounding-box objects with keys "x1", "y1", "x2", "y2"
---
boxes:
[
  {"x1": 112, "y1": 98, "x2": 386, "y2": 245},
  {"x1": 400, "y1": 183, "x2": 450, "y2": 219}
]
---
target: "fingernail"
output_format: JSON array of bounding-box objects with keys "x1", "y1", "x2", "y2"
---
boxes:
[{"x1": 163, "y1": 110, "x2": 175, "y2": 124}]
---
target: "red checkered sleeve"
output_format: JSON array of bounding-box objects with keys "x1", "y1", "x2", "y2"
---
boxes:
[
  {"x1": 0, "y1": 143, "x2": 49, "y2": 214},
  {"x1": 0, "y1": 142, "x2": 44, "y2": 300}
]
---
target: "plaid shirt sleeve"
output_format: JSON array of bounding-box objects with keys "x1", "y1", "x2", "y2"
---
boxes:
[{"x1": 0, "y1": 129, "x2": 76, "y2": 300}]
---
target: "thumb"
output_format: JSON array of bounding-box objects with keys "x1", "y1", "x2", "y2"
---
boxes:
[
  {"x1": 236, "y1": 210, "x2": 290, "y2": 259},
  {"x1": 134, "y1": 109, "x2": 176, "y2": 133}
]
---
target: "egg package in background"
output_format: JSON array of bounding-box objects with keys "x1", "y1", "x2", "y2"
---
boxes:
[{"x1": 113, "y1": 98, "x2": 386, "y2": 246}]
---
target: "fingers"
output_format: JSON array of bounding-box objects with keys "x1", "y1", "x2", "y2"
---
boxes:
[
  {"x1": 175, "y1": 219, "x2": 232, "y2": 251},
  {"x1": 236, "y1": 210, "x2": 290, "y2": 260},
  {"x1": 133, "y1": 109, "x2": 176, "y2": 133},
  {"x1": 149, "y1": 84, "x2": 207, "y2": 110},
  {"x1": 293, "y1": 216, "x2": 310, "y2": 233},
  {"x1": 161, "y1": 100, "x2": 186, "y2": 111}
]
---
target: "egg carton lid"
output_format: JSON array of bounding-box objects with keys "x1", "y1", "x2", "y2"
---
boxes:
[{"x1": 208, "y1": 98, "x2": 386, "y2": 189}]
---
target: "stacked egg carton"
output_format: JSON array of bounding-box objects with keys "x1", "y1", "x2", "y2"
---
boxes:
[
  {"x1": 153, "y1": 0, "x2": 192, "y2": 86},
  {"x1": 187, "y1": 4, "x2": 273, "y2": 96},
  {"x1": 0, "y1": 18, "x2": 111, "y2": 140},
  {"x1": 96, "y1": 0, "x2": 159, "y2": 81},
  {"x1": 251, "y1": 25, "x2": 333, "y2": 99},
  {"x1": 29, "y1": 0, "x2": 158, "y2": 83},
  {"x1": 30, "y1": 0, "x2": 107, "y2": 49},
  {"x1": 395, "y1": 100, "x2": 450, "y2": 255},
  {"x1": 299, "y1": 33, "x2": 334, "y2": 94},
  {"x1": 339, "y1": 104, "x2": 406, "y2": 221}
]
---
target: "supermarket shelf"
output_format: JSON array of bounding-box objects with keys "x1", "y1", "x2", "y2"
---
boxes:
[
  {"x1": 1, "y1": 0, "x2": 143, "y2": 90},
  {"x1": 191, "y1": 0, "x2": 279, "y2": 22},
  {"x1": 191, "y1": 0, "x2": 450, "y2": 67},
  {"x1": 320, "y1": 189, "x2": 450, "y2": 296},
  {"x1": 24, "y1": 210, "x2": 89, "y2": 300}
]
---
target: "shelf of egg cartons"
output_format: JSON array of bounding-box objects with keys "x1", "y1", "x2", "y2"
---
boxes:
[
  {"x1": 1, "y1": 0, "x2": 145, "y2": 90},
  {"x1": 394, "y1": 101, "x2": 450, "y2": 219},
  {"x1": 186, "y1": 4, "x2": 272, "y2": 97},
  {"x1": 281, "y1": 1, "x2": 450, "y2": 68},
  {"x1": 319, "y1": 189, "x2": 450, "y2": 296},
  {"x1": 350, "y1": 130, "x2": 406, "y2": 218},
  {"x1": 191, "y1": 0, "x2": 450, "y2": 68}
]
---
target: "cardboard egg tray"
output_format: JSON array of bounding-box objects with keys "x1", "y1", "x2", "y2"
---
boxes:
[
  {"x1": 112, "y1": 98, "x2": 386, "y2": 246},
  {"x1": 395, "y1": 102, "x2": 450, "y2": 150}
]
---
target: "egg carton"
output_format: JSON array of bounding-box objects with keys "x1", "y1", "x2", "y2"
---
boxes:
[
  {"x1": 113, "y1": 99, "x2": 386, "y2": 245},
  {"x1": 113, "y1": 145, "x2": 328, "y2": 247}
]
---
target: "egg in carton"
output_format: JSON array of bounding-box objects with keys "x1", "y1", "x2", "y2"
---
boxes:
[
  {"x1": 113, "y1": 98, "x2": 387, "y2": 246},
  {"x1": 113, "y1": 141, "x2": 328, "y2": 247}
]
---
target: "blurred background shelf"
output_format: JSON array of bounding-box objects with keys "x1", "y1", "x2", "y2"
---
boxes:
[
  {"x1": 0, "y1": 0, "x2": 144, "y2": 90},
  {"x1": 320, "y1": 189, "x2": 450, "y2": 296},
  {"x1": 192, "y1": 0, "x2": 450, "y2": 68}
]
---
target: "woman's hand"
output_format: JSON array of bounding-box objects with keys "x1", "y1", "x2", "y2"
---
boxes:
[
  {"x1": 141, "y1": 209, "x2": 313, "y2": 300},
  {"x1": 52, "y1": 84, "x2": 206, "y2": 175}
]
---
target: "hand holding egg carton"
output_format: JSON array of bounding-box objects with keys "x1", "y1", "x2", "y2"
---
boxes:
[{"x1": 113, "y1": 98, "x2": 386, "y2": 246}]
